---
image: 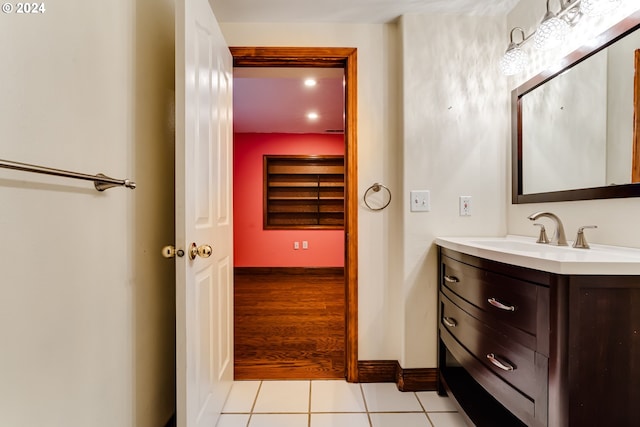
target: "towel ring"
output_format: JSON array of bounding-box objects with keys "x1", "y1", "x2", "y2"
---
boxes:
[{"x1": 364, "y1": 182, "x2": 391, "y2": 211}]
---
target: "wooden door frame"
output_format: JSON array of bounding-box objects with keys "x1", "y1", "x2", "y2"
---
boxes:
[
  {"x1": 633, "y1": 48, "x2": 640, "y2": 183},
  {"x1": 230, "y1": 47, "x2": 359, "y2": 382}
]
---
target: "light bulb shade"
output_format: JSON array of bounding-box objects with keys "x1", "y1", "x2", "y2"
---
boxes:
[
  {"x1": 500, "y1": 44, "x2": 528, "y2": 75},
  {"x1": 533, "y1": 13, "x2": 570, "y2": 50},
  {"x1": 580, "y1": 0, "x2": 621, "y2": 16}
]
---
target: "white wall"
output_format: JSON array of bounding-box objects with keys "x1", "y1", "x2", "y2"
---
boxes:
[
  {"x1": 400, "y1": 14, "x2": 509, "y2": 367},
  {"x1": 0, "y1": 1, "x2": 176, "y2": 426},
  {"x1": 507, "y1": 0, "x2": 640, "y2": 247},
  {"x1": 221, "y1": 14, "x2": 509, "y2": 369},
  {"x1": 219, "y1": 22, "x2": 405, "y2": 361},
  {"x1": 219, "y1": 0, "x2": 640, "y2": 373}
]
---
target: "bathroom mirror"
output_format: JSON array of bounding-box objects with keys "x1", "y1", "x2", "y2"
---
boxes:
[{"x1": 512, "y1": 11, "x2": 640, "y2": 204}]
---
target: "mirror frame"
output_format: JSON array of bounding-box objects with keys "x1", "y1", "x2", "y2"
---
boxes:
[{"x1": 512, "y1": 11, "x2": 640, "y2": 204}]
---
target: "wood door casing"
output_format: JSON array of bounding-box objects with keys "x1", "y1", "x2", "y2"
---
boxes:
[
  {"x1": 230, "y1": 47, "x2": 358, "y2": 381},
  {"x1": 633, "y1": 48, "x2": 640, "y2": 183}
]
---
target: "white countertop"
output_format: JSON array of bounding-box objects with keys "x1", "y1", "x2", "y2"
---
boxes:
[{"x1": 435, "y1": 235, "x2": 640, "y2": 275}]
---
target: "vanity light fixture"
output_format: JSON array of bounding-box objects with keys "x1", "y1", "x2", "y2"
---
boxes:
[
  {"x1": 307, "y1": 112, "x2": 319, "y2": 120},
  {"x1": 533, "y1": 0, "x2": 571, "y2": 50},
  {"x1": 500, "y1": 0, "x2": 622, "y2": 75},
  {"x1": 304, "y1": 78, "x2": 317, "y2": 87},
  {"x1": 499, "y1": 27, "x2": 529, "y2": 75},
  {"x1": 580, "y1": 0, "x2": 621, "y2": 17}
]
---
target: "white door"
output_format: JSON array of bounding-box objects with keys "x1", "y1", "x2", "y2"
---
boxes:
[{"x1": 175, "y1": 0, "x2": 234, "y2": 426}]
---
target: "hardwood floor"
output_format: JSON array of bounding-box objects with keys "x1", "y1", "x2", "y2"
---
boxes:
[{"x1": 234, "y1": 267, "x2": 345, "y2": 380}]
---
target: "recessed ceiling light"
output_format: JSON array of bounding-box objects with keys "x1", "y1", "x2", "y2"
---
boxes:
[
  {"x1": 307, "y1": 112, "x2": 319, "y2": 120},
  {"x1": 304, "y1": 78, "x2": 317, "y2": 87}
]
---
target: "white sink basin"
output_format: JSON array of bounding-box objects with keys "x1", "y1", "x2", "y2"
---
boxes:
[{"x1": 435, "y1": 235, "x2": 640, "y2": 275}]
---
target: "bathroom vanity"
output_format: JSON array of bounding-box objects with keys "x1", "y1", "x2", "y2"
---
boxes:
[{"x1": 435, "y1": 236, "x2": 640, "y2": 427}]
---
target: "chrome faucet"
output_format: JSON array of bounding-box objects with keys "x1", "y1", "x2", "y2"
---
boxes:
[{"x1": 527, "y1": 211, "x2": 568, "y2": 246}]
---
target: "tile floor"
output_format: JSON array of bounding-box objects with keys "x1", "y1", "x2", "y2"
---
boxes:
[{"x1": 216, "y1": 380, "x2": 468, "y2": 427}]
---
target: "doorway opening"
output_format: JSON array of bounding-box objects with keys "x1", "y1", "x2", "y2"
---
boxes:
[{"x1": 230, "y1": 47, "x2": 358, "y2": 382}]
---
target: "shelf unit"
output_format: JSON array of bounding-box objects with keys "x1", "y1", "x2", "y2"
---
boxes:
[{"x1": 264, "y1": 155, "x2": 344, "y2": 229}]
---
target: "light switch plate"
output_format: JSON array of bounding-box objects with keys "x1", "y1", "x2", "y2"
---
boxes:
[
  {"x1": 459, "y1": 196, "x2": 472, "y2": 216},
  {"x1": 410, "y1": 190, "x2": 430, "y2": 212}
]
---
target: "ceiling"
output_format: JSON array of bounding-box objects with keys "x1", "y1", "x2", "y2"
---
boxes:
[
  {"x1": 233, "y1": 68, "x2": 345, "y2": 134},
  {"x1": 211, "y1": 0, "x2": 519, "y2": 24},
  {"x1": 225, "y1": 0, "x2": 519, "y2": 135}
]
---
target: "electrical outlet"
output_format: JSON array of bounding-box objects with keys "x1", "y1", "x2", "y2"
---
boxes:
[
  {"x1": 410, "y1": 190, "x2": 431, "y2": 212},
  {"x1": 294, "y1": 241, "x2": 300, "y2": 250},
  {"x1": 302, "y1": 241, "x2": 308, "y2": 249},
  {"x1": 459, "y1": 196, "x2": 472, "y2": 216}
]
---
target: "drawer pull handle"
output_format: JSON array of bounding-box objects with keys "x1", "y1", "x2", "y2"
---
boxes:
[
  {"x1": 444, "y1": 275, "x2": 459, "y2": 283},
  {"x1": 487, "y1": 353, "x2": 515, "y2": 371},
  {"x1": 487, "y1": 298, "x2": 515, "y2": 312},
  {"x1": 443, "y1": 317, "x2": 457, "y2": 328}
]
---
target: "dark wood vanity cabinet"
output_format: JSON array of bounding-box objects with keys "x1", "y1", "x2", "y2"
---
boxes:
[{"x1": 437, "y1": 246, "x2": 640, "y2": 427}]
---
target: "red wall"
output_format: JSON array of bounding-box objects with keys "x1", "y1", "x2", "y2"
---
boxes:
[{"x1": 233, "y1": 133, "x2": 345, "y2": 267}]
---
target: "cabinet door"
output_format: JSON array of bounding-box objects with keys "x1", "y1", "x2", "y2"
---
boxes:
[{"x1": 561, "y1": 277, "x2": 640, "y2": 426}]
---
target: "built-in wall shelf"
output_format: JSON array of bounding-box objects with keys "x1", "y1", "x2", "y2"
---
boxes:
[{"x1": 264, "y1": 155, "x2": 344, "y2": 229}]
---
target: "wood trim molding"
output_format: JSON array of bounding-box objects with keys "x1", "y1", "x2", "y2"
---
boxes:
[
  {"x1": 633, "y1": 48, "x2": 640, "y2": 183},
  {"x1": 357, "y1": 360, "x2": 398, "y2": 383},
  {"x1": 231, "y1": 47, "x2": 356, "y2": 68},
  {"x1": 396, "y1": 367, "x2": 438, "y2": 392},
  {"x1": 344, "y1": 48, "x2": 359, "y2": 383},
  {"x1": 229, "y1": 47, "x2": 359, "y2": 382},
  {"x1": 357, "y1": 360, "x2": 438, "y2": 392},
  {"x1": 234, "y1": 267, "x2": 344, "y2": 275}
]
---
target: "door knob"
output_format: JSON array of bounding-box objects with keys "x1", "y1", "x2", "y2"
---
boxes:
[
  {"x1": 189, "y1": 242, "x2": 213, "y2": 260},
  {"x1": 162, "y1": 245, "x2": 185, "y2": 259}
]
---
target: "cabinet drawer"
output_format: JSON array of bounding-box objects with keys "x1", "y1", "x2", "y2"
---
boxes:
[
  {"x1": 440, "y1": 324, "x2": 543, "y2": 426},
  {"x1": 440, "y1": 292, "x2": 540, "y2": 400},
  {"x1": 442, "y1": 255, "x2": 539, "y2": 336}
]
